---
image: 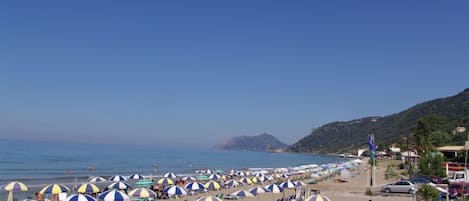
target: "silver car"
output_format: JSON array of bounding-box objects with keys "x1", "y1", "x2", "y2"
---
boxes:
[{"x1": 381, "y1": 180, "x2": 417, "y2": 193}]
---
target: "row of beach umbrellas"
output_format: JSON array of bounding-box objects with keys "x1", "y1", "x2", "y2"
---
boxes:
[{"x1": 2, "y1": 181, "x2": 331, "y2": 201}]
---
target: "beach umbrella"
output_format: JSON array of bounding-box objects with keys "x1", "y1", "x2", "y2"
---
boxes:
[
  {"x1": 128, "y1": 188, "x2": 157, "y2": 198},
  {"x1": 224, "y1": 179, "x2": 239, "y2": 188},
  {"x1": 164, "y1": 186, "x2": 187, "y2": 196},
  {"x1": 77, "y1": 183, "x2": 100, "y2": 194},
  {"x1": 3, "y1": 181, "x2": 28, "y2": 201},
  {"x1": 134, "y1": 180, "x2": 153, "y2": 188},
  {"x1": 184, "y1": 182, "x2": 205, "y2": 191},
  {"x1": 305, "y1": 194, "x2": 331, "y2": 201},
  {"x1": 39, "y1": 184, "x2": 71, "y2": 194},
  {"x1": 195, "y1": 175, "x2": 209, "y2": 181},
  {"x1": 276, "y1": 174, "x2": 288, "y2": 179},
  {"x1": 248, "y1": 186, "x2": 269, "y2": 195},
  {"x1": 254, "y1": 173, "x2": 265, "y2": 178},
  {"x1": 228, "y1": 170, "x2": 236, "y2": 176},
  {"x1": 88, "y1": 177, "x2": 107, "y2": 183},
  {"x1": 66, "y1": 194, "x2": 97, "y2": 201},
  {"x1": 279, "y1": 180, "x2": 295, "y2": 189},
  {"x1": 196, "y1": 196, "x2": 222, "y2": 201},
  {"x1": 205, "y1": 169, "x2": 213, "y2": 175},
  {"x1": 98, "y1": 190, "x2": 130, "y2": 201},
  {"x1": 156, "y1": 178, "x2": 174, "y2": 185},
  {"x1": 230, "y1": 190, "x2": 254, "y2": 198},
  {"x1": 3, "y1": 181, "x2": 28, "y2": 192},
  {"x1": 208, "y1": 174, "x2": 221, "y2": 180},
  {"x1": 108, "y1": 182, "x2": 131, "y2": 190},
  {"x1": 264, "y1": 184, "x2": 283, "y2": 193},
  {"x1": 109, "y1": 175, "x2": 127, "y2": 182},
  {"x1": 238, "y1": 177, "x2": 252, "y2": 185},
  {"x1": 181, "y1": 176, "x2": 196, "y2": 182},
  {"x1": 204, "y1": 180, "x2": 220, "y2": 190},
  {"x1": 214, "y1": 169, "x2": 224, "y2": 174},
  {"x1": 294, "y1": 181, "x2": 307, "y2": 187},
  {"x1": 236, "y1": 171, "x2": 245, "y2": 177},
  {"x1": 129, "y1": 174, "x2": 144, "y2": 180},
  {"x1": 163, "y1": 172, "x2": 177, "y2": 179}
]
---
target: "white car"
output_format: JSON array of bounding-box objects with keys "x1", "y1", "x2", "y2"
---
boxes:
[{"x1": 381, "y1": 180, "x2": 417, "y2": 194}]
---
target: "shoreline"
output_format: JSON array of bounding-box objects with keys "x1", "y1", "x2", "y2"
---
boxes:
[{"x1": 0, "y1": 159, "x2": 360, "y2": 201}]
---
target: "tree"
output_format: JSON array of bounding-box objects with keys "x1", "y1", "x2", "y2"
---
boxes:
[
  {"x1": 412, "y1": 115, "x2": 443, "y2": 154},
  {"x1": 417, "y1": 184, "x2": 439, "y2": 201},
  {"x1": 418, "y1": 152, "x2": 446, "y2": 178},
  {"x1": 432, "y1": 130, "x2": 452, "y2": 147}
]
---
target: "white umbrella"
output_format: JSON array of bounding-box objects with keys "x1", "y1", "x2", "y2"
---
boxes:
[{"x1": 98, "y1": 190, "x2": 130, "y2": 201}]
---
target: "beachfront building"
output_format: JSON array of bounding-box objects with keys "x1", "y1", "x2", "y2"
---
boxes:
[{"x1": 437, "y1": 145, "x2": 464, "y2": 160}]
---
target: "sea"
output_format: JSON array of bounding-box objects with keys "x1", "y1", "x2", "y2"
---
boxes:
[{"x1": 0, "y1": 139, "x2": 345, "y2": 200}]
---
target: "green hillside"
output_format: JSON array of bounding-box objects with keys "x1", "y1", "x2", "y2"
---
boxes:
[{"x1": 288, "y1": 88, "x2": 469, "y2": 154}]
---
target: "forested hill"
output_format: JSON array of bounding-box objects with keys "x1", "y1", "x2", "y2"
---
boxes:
[
  {"x1": 213, "y1": 133, "x2": 288, "y2": 151},
  {"x1": 288, "y1": 88, "x2": 469, "y2": 154}
]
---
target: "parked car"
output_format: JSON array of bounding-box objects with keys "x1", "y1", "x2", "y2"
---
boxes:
[
  {"x1": 411, "y1": 177, "x2": 435, "y2": 186},
  {"x1": 448, "y1": 183, "x2": 469, "y2": 197},
  {"x1": 381, "y1": 180, "x2": 417, "y2": 193}
]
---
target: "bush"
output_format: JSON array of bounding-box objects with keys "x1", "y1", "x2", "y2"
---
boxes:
[{"x1": 417, "y1": 185, "x2": 438, "y2": 201}]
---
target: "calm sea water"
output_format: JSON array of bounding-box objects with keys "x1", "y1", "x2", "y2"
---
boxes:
[{"x1": 0, "y1": 139, "x2": 344, "y2": 187}]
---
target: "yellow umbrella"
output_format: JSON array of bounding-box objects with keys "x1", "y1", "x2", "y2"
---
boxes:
[
  {"x1": 39, "y1": 184, "x2": 71, "y2": 194},
  {"x1": 3, "y1": 181, "x2": 29, "y2": 201},
  {"x1": 77, "y1": 183, "x2": 100, "y2": 193}
]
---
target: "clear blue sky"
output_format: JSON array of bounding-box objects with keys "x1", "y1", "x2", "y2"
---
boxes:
[{"x1": 1, "y1": 1, "x2": 468, "y2": 147}]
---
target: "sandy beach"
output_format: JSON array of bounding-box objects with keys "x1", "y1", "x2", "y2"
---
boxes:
[
  {"x1": 187, "y1": 158, "x2": 412, "y2": 201},
  {"x1": 2, "y1": 158, "x2": 413, "y2": 201}
]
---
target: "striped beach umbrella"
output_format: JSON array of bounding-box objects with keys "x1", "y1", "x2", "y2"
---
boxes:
[
  {"x1": 184, "y1": 182, "x2": 205, "y2": 191},
  {"x1": 181, "y1": 176, "x2": 196, "y2": 182},
  {"x1": 66, "y1": 194, "x2": 97, "y2": 201},
  {"x1": 195, "y1": 175, "x2": 208, "y2": 181},
  {"x1": 230, "y1": 190, "x2": 254, "y2": 198},
  {"x1": 205, "y1": 169, "x2": 213, "y2": 175},
  {"x1": 98, "y1": 190, "x2": 130, "y2": 201},
  {"x1": 196, "y1": 196, "x2": 222, "y2": 201},
  {"x1": 279, "y1": 180, "x2": 295, "y2": 189},
  {"x1": 109, "y1": 175, "x2": 127, "y2": 182},
  {"x1": 224, "y1": 179, "x2": 239, "y2": 188},
  {"x1": 208, "y1": 174, "x2": 221, "y2": 180},
  {"x1": 129, "y1": 174, "x2": 144, "y2": 180},
  {"x1": 77, "y1": 183, "x2": 100, "y2": 194},
  {"x1": 251, "y1": 177, "x2": 262, "y2": 184},
  {"x1": 134, "y1": 180, "x2": 153, "y2": 188},
  {"x1": 108, "y1": 182, "x2": 131, "y2": 190},
  {"x1": 254, "y1": 173, "x2": 265, "y2": 178},
  {"x1": 294, "y1": 181, "x2": 306, "y2": 187},
  {"x1": 238, "y1": 177, "x2": 252, "y2": 185},
  {"x1": 204, "y1": 180, "x2": 220, "y2": 190},
  {"x1": 39, "y1": 184, "x2": 71, "y2": 194},
  {"x1": 156, "y1": 178, "x2": 174, "y2": 185},
  {"x1": 2, "y1": 181, "x2": 28, "y2": 192},
  {"x1": 128, "y1": 188, "x2": 157, "y2": 198},
  {"x1": 88, "y1": 177, "x2": 107, "y2": 183},
  {"x1": 164, "y1": 186, "x2": 187, "y2": 196},
  {"x1": 163, "y1": 172, "x2": 177, "y2": 179},
  {"x1": 305, "y1": 194, "x2": 331, "y2": 201},
  {"x1": 236, "y1": 171, "x2": 245, "y2": 177},
  {"x1": 264, "y1": 184, "x2": 283, "y2": 193},
  {"x1": 248, "y1": 186, "x2": 269, "y2": 195},
  {"x1": 228, "y1": 170, "x2": 236, "y2": 176}
]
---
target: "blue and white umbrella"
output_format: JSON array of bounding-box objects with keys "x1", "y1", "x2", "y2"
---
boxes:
[
  {"x1": 66, "y1": 194, "x2": 97, "y2": 201},
  {"x1": 208, "y1": 174, "x2": 221, "y2": 180},
  {"x1": 163, "y1": 172, "x2": 177, "y2": 179},
  {"x1": 109, "y1": 175, "x2": 127, "y2": 182},
  {"x1": 279, "y1": 180, "x2": 295, "y2": 189},
  {"x1": 224, "y1": 180, "x2": 239, "y2": 188},
  {"x1": 181, "y1": 176, "x2": 196, "y2": 182},
  {"x1": 248, "y1": 186, "x2": 269, "y2": 195},
  {"x1": 108, "y1": 182, "x2": 131, "y2": 190},
  {"x1": 293, "y1": 181, "x2": 306, "y2": 187},
  {"x1": 184, "y1": 182, "x2": 205, "y2": 191},
  {"x1": 129, "y1": 174, "x2": 144, "y2": 180},
  {"x1": 164, "y1": 186, "x2": 187, "y2": 196},
  {"x1": 264, "y1": 184, "x2": 283, "y2": 193},
  {"x1": 254, "y1": 173, "x2": 265, "y2": 178},
  {"x1": 88, "y1": 177, "x2": 107, "y2": 183},
  {"x1": 230, "y1": 190, "x2": 254, "y2": 197},
  {"x1": 98, "y1": 190, "x2": 130, "y2": 201}
]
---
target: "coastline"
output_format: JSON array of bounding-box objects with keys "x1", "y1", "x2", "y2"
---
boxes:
[{"x1": 0, "y1": 158, "x2": 374, "y2": 201}]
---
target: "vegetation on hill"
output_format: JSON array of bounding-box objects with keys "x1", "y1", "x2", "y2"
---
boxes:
[
  {"x1": 288, "y1": 88, "x2": 469, "y2": 154},
  {"x1": 213, "y1": 133, "x2": 288, "y2": 152}
]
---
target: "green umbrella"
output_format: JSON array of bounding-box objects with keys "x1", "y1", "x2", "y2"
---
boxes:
[
  {"x1": 135, "y1": 180, "x2": 154, "y2": 187},
  {"x1": 195, "y1": 175, "x2": 208, "y2": 181}
]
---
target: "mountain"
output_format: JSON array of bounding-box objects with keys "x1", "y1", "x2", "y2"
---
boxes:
[
  {"x1": 288, "y1": 88, "x2": 469, "y2": 154},
  {"x1": 214, "y1": 133, "x2": 288, "y2": 151}
]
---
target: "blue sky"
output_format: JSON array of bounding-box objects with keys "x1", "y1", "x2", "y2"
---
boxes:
[{"x1": 1, "y1": 1, "x2": 468, "y2": 147}]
